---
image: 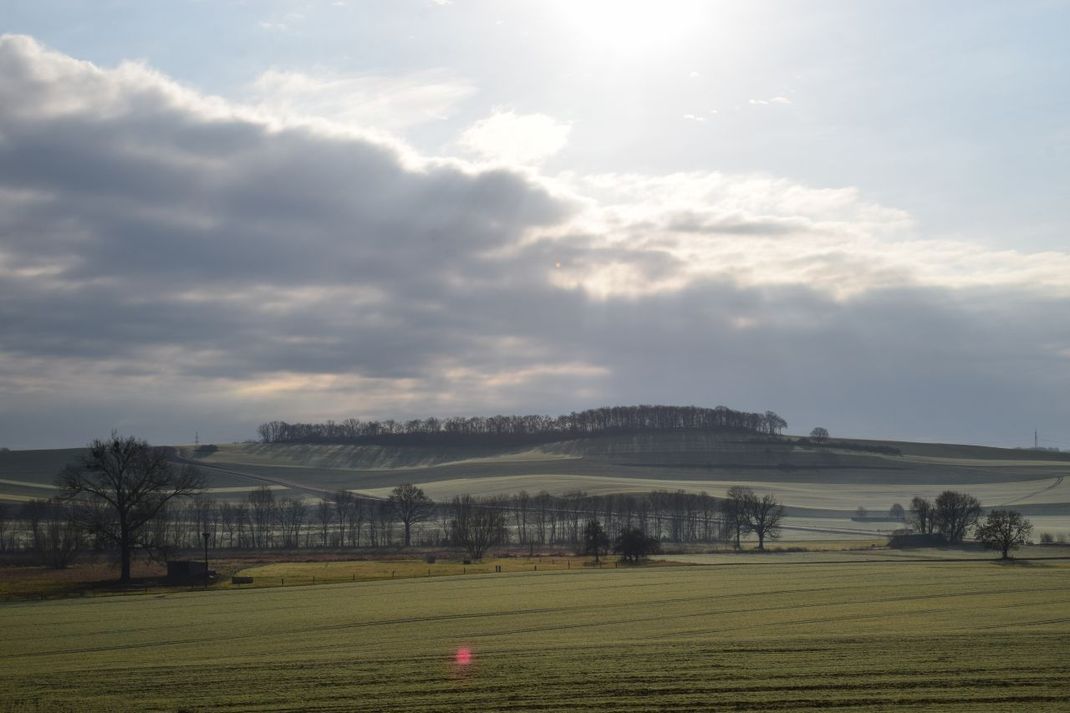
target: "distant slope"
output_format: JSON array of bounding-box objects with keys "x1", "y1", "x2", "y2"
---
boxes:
[{"x1": 3, "y1": 434, "x2": 1068, "y2": 520}]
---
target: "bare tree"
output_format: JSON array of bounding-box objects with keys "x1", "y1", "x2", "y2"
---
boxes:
[
  {"x1": 280, "y1": 498, "x2": 307, "y2": 548},
  {"x1": 233, "y1": 503, "x2": 250, "y2": 548},
  {"x1": 389, "y1": 483, "x2": 434, "y2": 547},
  {"x1": 0, "y1": 503, "x2": 9, "y2": 552},
  {"x1": 512, "y1": 490, "x2": 531, "y2": 545},
  {"x1": 975, "y1": 509, "x2": 1033, "y2": 559},
  {"x1": 934, "y1": 491, "x2": 982, "y2": 544},
  {"x1": 315, "y1": 497, "x2": 333, "y2": 547},
  {"x1": 451, "y1": 495, "x2": 503, "y2": 560},
  {"x1": 889, "y1": 503, "x2": 905, "y2": 521},
  {"x1": 22, "y1": 499, "x2": 83, "y2": 569},
  {"x1": 721, "y1": 486, "x2": 753, "y2": 549},
  {"x1": 746, "y1": 493, "x2": 784, "y2": 551},
  {"x1": 57, "y1": 435, "x2": 203, "y2": 582},
  {"x1": 909, "y1": 496, "x2": 936, "y2": 534},
  {"x1": 248, "y1": 486, "x2": 276, "y2": 549},
  {"x1": 583, "y1": 519, "x2": 610, "y2": 563},
  {"x1": 219, "y1": 502, "x2": 237, "y2": 548},
  {"x1": 333, "y1": 490, "x2": 355, "y2": 546}
]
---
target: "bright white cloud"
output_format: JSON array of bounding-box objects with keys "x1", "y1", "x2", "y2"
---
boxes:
[
  {"x1": 545, "y1": 170, "x2": 1070, "y2": 300},
  {"x1": 457, "y1": 109, "x2": 572, "y2": 165},
  {"x1": 246, "y1": 68, "x2": 476, "y2": 132}
]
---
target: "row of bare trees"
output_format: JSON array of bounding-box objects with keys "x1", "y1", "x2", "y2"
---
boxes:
[
  {"x1": 908, "y1": 491, "x2": 984, "y2": 544},
  {"x1": 907, "y1": 490, "x2": 1034, "y2": 558},
  {"x1": 5, "y1": 482, "x2": 790, "y2": 570},
  {"x1": 256, "y1": 404, "x2": 788, "y2": 445}
]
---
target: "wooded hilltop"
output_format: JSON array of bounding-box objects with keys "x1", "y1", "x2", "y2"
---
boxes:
[{"x1": 257, "y1": 404, "x2": 788, "y2": 445}]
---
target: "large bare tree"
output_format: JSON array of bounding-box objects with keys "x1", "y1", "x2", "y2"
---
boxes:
[
  {"x1": 58, "y1": 434, "x2": 203, "y2": 582},
  {"x1": 451, "y1": 495, "x2": 503, "y2": 560},
  {"x1": 975, "y1": 509, "x2": 1032, "y2": 559},
  {"x1": 746, "y1": 492, "x2": 785, "y2": 551},
  {"x1": 934, "y1": 491, "x2": 982, "y2": 544},
  {"x1": 389, "y1": 483, "x2": 434, "y2": 547}
]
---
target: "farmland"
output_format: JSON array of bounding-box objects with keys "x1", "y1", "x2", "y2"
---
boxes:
[
  {"x1": 1, "y1": 557, "x2": 1068, "y2": 712},
  {"x1": 3, "y1": 432, "x2": 1069, "y2": 540}
]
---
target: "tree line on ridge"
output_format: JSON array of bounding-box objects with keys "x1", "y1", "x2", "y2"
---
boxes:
[{"x1": 256, "y1": 404, "x2": 789, "y2": 445}]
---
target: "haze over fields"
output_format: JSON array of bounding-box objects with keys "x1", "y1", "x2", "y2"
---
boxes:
[
  {"x1": 4, "y1": 431, "x2": 1068, "y2": 538},
  {"x1": 2, "y1": 1, "x2": 1069, "y2": 450}
]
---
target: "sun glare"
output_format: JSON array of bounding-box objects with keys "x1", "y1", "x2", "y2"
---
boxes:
[
  {"x1": 455, "y1": 647, "x2": 473, "y2": 666},
  {"x1": 552, "y1": 0, "x2": 705, "y2": 55}
]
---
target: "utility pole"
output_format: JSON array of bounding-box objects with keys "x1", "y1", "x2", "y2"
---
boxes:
[{"x1": 1035, "y1": 430, "x2": 1039, "y2": 449}]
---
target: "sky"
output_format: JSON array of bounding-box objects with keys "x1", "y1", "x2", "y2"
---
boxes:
[{"x1": 1, "y1": 0, "x2": 1068, "y2": 449}]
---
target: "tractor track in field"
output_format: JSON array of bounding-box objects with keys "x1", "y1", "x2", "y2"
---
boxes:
[
  {"x1": 173, "y1": 458, "x2": 386, "y2": 502},
  {"x1": 7, "y1": 573, "x2": 1067, "y2": 660},
  {"x1": 996, "y1": 475, "x2": 1065, "y2": 507}
]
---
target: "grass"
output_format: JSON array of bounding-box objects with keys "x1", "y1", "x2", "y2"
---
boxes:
[
  {"x1": 1, "y1": 558, "x2": 1067, "y2": 711},
  {"x1": 232, "y1": 556, "x2": 600, "y2": 586},
  {"x1": 0, "y1": 561, "x2": 167, "y2": 599}
]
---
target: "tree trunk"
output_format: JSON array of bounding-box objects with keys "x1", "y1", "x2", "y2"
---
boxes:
[
  {"x1": 120, "y1": 534, "x2": 132, "y2": 583},
  {"x1": 404, "y1": 521, "x2": 412, "y2": 547}
]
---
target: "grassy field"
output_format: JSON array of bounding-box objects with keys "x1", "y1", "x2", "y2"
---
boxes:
[
  {"x1": 231, "y1": 556, "x2": 621, "y2": 588},
  {"x1": 1, "y1": 558, "x2": 1068, "y2": 712}
]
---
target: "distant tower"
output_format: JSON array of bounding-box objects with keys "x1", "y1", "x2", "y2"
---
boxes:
[
  {"x1": 195, "y1": 431, "x2": 199, "y2": 447},
  {"x1": 1035, "y1": 430, "x2": 1038, "y2": 449}
]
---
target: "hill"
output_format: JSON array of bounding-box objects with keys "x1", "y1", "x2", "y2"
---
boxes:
[{"x1": 2, "y1": 432, "x2": 1068, "y2": 538}]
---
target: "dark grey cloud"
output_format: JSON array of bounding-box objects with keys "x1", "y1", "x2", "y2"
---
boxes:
[{"x1": 0, "y1": 35, "x2": 1067, "y2": 450}]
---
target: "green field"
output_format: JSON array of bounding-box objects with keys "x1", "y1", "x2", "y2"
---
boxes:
[{"x1": 2, "y1": 558, "x2": 1068, "y2": 712}]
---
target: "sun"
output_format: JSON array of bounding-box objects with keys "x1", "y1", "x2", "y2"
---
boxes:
[{"x1": 552, "y1": 0, "x2": 705, "y2": 55}]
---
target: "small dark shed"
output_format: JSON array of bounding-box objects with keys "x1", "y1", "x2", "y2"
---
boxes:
[{"x1": 166, "y1": 560, "x2": 215, "y2": 583}]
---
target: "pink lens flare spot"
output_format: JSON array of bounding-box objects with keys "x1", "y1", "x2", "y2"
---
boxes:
[{"x1": 455, "y1": 647, "x2": 473, "y2": 665}]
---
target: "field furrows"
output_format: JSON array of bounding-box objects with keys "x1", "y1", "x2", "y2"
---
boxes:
[{"x1": 2, "y1": 560, "x2": 1068, "y2": 711}]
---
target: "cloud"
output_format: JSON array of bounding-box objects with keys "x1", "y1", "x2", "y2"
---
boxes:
[
  {"x1": 245, "y1": 68, "x2": 476, "y2": 132},
  {"x1": 457, "y1": 109, "x2": 572, "y2": 165},
  {"x1": 749, "y1": 96, "x2": 791, "y2": 106},
  {"x1": 0, "y1": 35, "x2": 1067, "y2": 449}
]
